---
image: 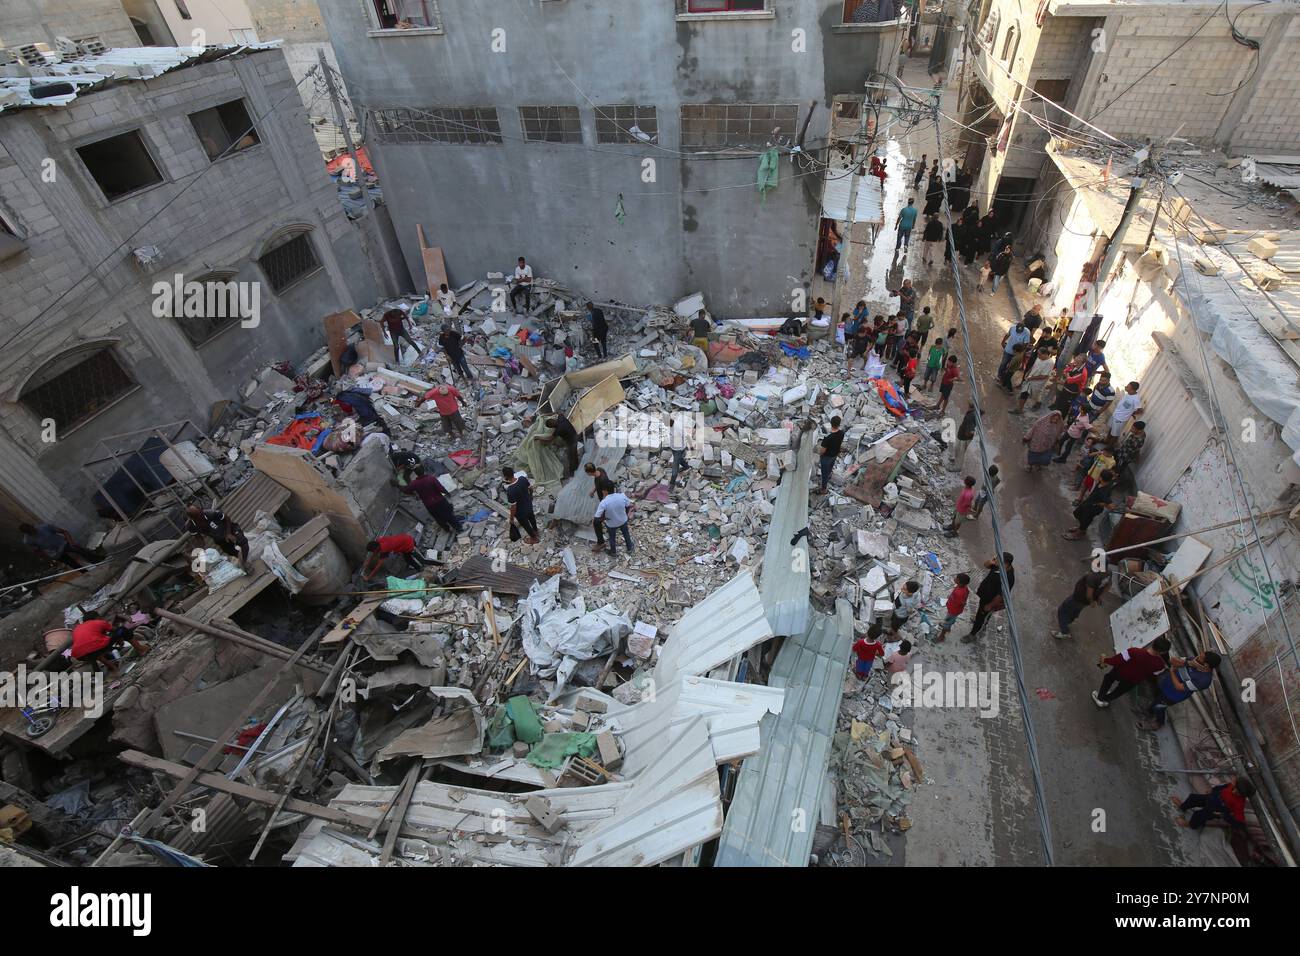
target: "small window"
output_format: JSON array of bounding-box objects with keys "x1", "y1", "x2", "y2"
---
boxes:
[
  {"x1": 520, "y1": 106, "x2": 582, "y2": 144},
  {"x1": 174, "y1": 0, "x2": 192, "y2": 20},
  {"x1": 173, "y1": 272, "x2": 243, "y2": 346},
  {"x1": 76, "y1": 130, "x2": 163, "y2": 201},
  {"x1": 1033, "y1": 79, "x2": 1070, "y2": 103},
  {"x1": 21, "y1": 347, "x2": 136, "y2": 432},
  {"x1": 1001, "y1": 26, "x2": 1017, "y2": 63},
  {"x1": 595, "y1": 105, "x2": 658, "y2": 145},
  {"x1": 370, "y1": 0, "x2": 441, "y2": 30},
  {"x1": 681, "y1": 103, "x2": 799, "y2": 149},
  {"x1": 686, "y1": 1, "x2": 766, "y2": 12},
  {"x1": 258, "y1": 233, "x2": 320, "y2": 294},
  {"x1": 978, "y1": 10, "x2": 1000, "y2": 48},
  {"x1": 229, "y1": 28, "x2": 259, "y2": 45},
  {"x1": 189, "y1": 100, "x2": 260, "y2": 161},
  {"x1": 370, "y1": 107, "x2": 503, "y2": 144}
]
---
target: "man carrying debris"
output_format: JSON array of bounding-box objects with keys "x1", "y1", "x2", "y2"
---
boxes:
[
  {"x1": 19, "y1": 522, "x2": 100, "y2": 570},
  {"x1": 587, "y1": 301, "x2": 609, "y2": 358},
  {"x1": 437, "y1": 282, "x2": 456, "y2": 316},
  {"x1": 1051, "y1": 570, "x2": 1110, "y2": 640},
  {"x1": 364, "y1": 534, "x2": 430, "y2": 578},
  {"x1": 423, "y1": 384, "x2": 467, "y2": 438},
  {"x1": 814, "y1": 416, "x2": 846, "y2": 494},
  {"x1": 541, "y1": 414, "x2": 580, "y2": 479},
  {"x1": 510, "y1": 256, "x2": 534, "y2": 313},
  {"x1": 403, "y1": 471, "x2": 463, "y2": 536},
  {"x1": 593, "y1": 488, "x2": 635, "y2": 557},
  {"x1": 383, "y1": 307, "x2": 420, "y2": 366},
  {"x1": 439, "y1": 323, "x2": 474, "y2": 381},
  {"x1": 184, "y1": 505, "x2": 249, "y2": 565},
  {"x1": 503, "y1": 467, "x2": 541, "y2": 544},
  {"x1": 961, "y1": 553, "x2": 1016, "y2": 644}
]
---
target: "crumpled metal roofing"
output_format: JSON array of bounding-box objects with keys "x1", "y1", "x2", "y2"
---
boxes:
[
  {"x1": 654, "y1": 569, "x2": 774, "y2": 685},
  {"x1": 714, "y1": 599, "x2": 854, "y2": 867},
  {"x1": 0, "y1": 42, "x2": 282, "y2": 113},
  {"x1": 759, "y1": 430, "x2": 813, "y2": 636}
]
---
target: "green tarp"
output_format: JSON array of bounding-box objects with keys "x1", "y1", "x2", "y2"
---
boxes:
[
  {"x1": 526, "y1": 732, "x2": 598, "y2": 769},
  {"x1": 505, "y1": 695, "x2": 544, "y2": 745}
]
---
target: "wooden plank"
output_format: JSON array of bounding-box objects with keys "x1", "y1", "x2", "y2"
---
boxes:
[
  {"x1": 118, "y1": 750, "x2": 375, "y2": 830},
  {"x1": 322, "y1": 597, "x2": 386, "y2": 646},
  {"x1": 324, "y1": 310, "x2": 358, "y2": 377},
  {"x1": 568, "y1": 374, "x2": 625, "y2": 433},
  {"x1": 416, "y1": 225, "x2": 448, "y2": 298}
]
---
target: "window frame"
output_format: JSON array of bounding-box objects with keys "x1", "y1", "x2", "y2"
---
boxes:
[
  {"x1": 369, "y1": 106, "x2": 504, "y2": 145},
  {"x1": 74, "y1": 128, "x2": 166, "y2": 204},
  {"x1": 20, "y1": 344, "x2": 140, "y2": 436},
  {"x1": 257, "y1": 231, "x2": 322, "y2": 296},
  {"x1": 1001, "y1": 25, "x2": 1018, "y2": 63},
  {"x1": 519, "y1": 105, "x2": 584, "y2": 145},
  {"x1": 188, "y1": 99, "x2": 262, "y2": 163},
  {"x1": 365, "y1": 0, "x2": 444, "y2": 37},
  {"x1": 679, "y1": 103, "x2": 800, "y2": 151},
  {"x1": 678, "y1": 0, "x2": 772, "y2": 18},
  {"x1": 172, "y1": 271, "x2": 244, "y2": 347},
  {"x1": 594, "y1": 104, "x2": 659, "y2": 145}
]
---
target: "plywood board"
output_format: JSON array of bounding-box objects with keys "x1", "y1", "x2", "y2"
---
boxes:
[
  {"x1": 1109, "y1": 580, "x2": 1170, "y2": 655},
  {"x1": 322, "y1": 597, "x2": 385, "y2": 646},
  {"x1": 416, "y1": 225, "x2": 448, "y2": 297},
  {"x1": 568, "y1": 374, "x2": 625, "y2": 434},
  {"x1": 564, "y1": 354, "x2": 638, "y2": 389},
  {"x1": 324, "y1": 310, "x2": 358, "y2": 377},
  {"x1": 1161, "y1": 536, "x2": 1212, "y2": 591}
]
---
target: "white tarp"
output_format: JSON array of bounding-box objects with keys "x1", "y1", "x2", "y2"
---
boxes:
[{"x1": 520, "y1": 575, "x2": 631, "y2": 694}]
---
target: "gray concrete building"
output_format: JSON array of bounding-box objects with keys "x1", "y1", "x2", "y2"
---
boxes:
[
  {"x1": 316, "y1": 0, "x2": 906, "y2": 315},
  {"x1": 0, "y1": 43, "x2": 377, "y2": 542}
]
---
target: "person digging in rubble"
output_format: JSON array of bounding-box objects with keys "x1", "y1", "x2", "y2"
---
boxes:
[
  {"x1": 402, "y1": 471, "x2": 464, "y2": 536},
  {"x1": 814, "y1": 415, "x2": 845, "y2": 494},
  {"x1": 593, "y1": 487, "x2": 634, "y2": 557},
  {"x1": 383, "y1": 307, "x2": 420, "y2": 366},
  {"x1": 363, "y1": 534, "x2": 431, "y2": 578},
  {"x1": 541, "y1": 414, "x2": 580, "y2": 479},
  {"x1": 185, "y1": 505, "x2": 250, "y2": 565},
  {"x1": 943, "y1": 476, "x2": 977, "y2": 537},
  {"x1": 1091, "y1": 636, "x2": 1169, "y2": 708},
  {"x1": 509, "y1": 256, "x2": 534, "y2": 313},
  {"x1": 961, "y1": 553, "x2": 1016, "y2": 644},
  {"x1": 503, "y1": 466, "x2": 541, "y2": 544},
  {"x1": 587, "y1": 301, "x2": 610, "y2": 358},
  {"x1": 19, "y1": 522, "x2": 101, "y2": 570},
  {"x1": 423, "y1": 384, "x2": 467, "y2": 438},
  {"x1": 689, "y1": 309, "x2": 712, "y2": 354},
  {"x1": 439, "y1": 323, "x2": 474, "y2": 381},
  {"x1": 934, "y1": 573, "x2": 971, "y2": 643},
  {"x1": 71, "y1": 616, "x2": 150, "y2": 672},
  {"x1": 1171, "y1": 776, "x2": 1253, "y2": 832}
]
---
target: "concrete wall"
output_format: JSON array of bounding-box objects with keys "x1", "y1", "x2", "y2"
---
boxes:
[
  {"x1": 0, "y1": 0, "x2": 141, "y2": 48},
  {"x1": 156, "y1": 0, "x2": 258, "y2": 46},
  {"x1": 121, "y1": 0, "x2": 179, "y2": 45},
  {"x1": 315, "y1": 0, "x2": 899, "y2": 315},
  {"x1": 0, "y1": 47, "x2": 376, "y2": 529}
]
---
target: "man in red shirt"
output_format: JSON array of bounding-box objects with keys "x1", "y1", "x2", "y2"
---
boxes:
[
  {"x1": 1173, "y1": 777, "x2": 1254, "y2": 831},
  {"x1": 422, "y1": 384, "x2": 466, "y2": 438},
  {"x1": 1091, "y1": 636, "x2": 1169, "y2": 708},
  {"x1": 852, "y1": 623, "x2": 885, "y2": 679},
  {"x1": 363, "y1": 534, "x2": 430, "y2": 578},
  {"x1": 71, "y1": 617, "x2": 150, "y2": 671}
]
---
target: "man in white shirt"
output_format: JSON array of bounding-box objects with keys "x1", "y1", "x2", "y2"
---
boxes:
[
  {"x1": 1107, "y1": 381, "x2": 1144, "y2": 445},
  {"x1": 510, "y1": 256, "x2": 534, "y2": 313},
  {"x1": 594, "y1": 489, "x2": 635, "y2": 556},
  {"x1": 1011, "y1": 347, "x2": 1057, "y2": 415},
  {"x1": 437, "y1": 283, "x2": 456, "y2": 316}
]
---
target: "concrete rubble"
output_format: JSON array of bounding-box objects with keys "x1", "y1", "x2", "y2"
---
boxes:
[{"x1": 0, "y1": 274, "x2": 975, "y2": 868}]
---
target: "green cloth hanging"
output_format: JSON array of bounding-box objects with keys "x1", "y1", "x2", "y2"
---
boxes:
[
  {"x1": 757, "y1": 148, "x2": 779, "y2": 200},
  {"x1": 614, "y1": 193, "x2": 626, "y2": 224}
]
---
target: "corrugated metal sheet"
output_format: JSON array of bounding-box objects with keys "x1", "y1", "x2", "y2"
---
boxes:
[
  {"x1": 220, "y1": 472, "x2": 291, "y2": 528},
  {"x1": 551, "y1": 441, "x2": 624, "y2": 527},
  {"x1": 760, "y1": 432, "x2": 813, "y2": 636},
  {"x1": 444, "y1": 554, "x2": 540, "y2": 596},
  {"x1": 655, "y1": 570, "x2": 774, "y2": 685},
  {"x1": 1134, "y1": 337, "x2": 1214, "y2": 497},
  {"x1": 821, "y1": 166, "x2": 885, "y2": 224},
  {"x1": 714, "y1": 600, "x2": 853, "y2": 867},
  {"x1": 0, "y1": 43, "x2": 283, "y2": 113}
]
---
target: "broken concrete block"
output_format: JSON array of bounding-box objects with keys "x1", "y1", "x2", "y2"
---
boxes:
[
  {"x1": 512, "y1": 741, "x2": 530, "y2": 757},
  {"x1": 1247, "y1": 236, "x2": 1278, "y2": 261},
  {"x1": 525, "y1": 795, "x2": 563, "y2": 834},
  {"x1": 499, "y1": 420, "x2": 523, "y2": 435},
  {"x1": 596, "y1": 731, "x2": 623, "y2": 770},
  {"x1": 861, "y1": 566, "x2": 887, "y2": 595},
  {"x1": 856, "y1": 530, "x2": 890, "y2": 559},
  {"x1": 782, "y1": 384, "x2": 808, "y2": 405}
]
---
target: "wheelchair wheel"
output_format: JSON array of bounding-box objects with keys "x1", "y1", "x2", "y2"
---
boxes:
[{"x1": 25, "y1": 715, "x2": 56, "y2": 738}]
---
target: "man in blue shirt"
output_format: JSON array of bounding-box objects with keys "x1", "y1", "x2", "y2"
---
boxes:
[
  {"x1": 1147, "y1": 651, "x2": 1219, "y2": 729},
  {"x1": 594, "y1": 489, "x2": 635, "y2": 557},
  {"x1": 996, "y1": 320, "x2": 1031, "y2": 382},
  {"x1": 895, "y1": 198, "x2": 919, "y2": 251},
  {"x1": 1083, "y1": 339, "x2": 1109, "y2": 381}
]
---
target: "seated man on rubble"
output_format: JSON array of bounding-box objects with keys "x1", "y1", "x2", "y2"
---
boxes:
[
  {"x1": 184, "y1": 505, "x2": 250, "y2": 565},
  {"x1": 70, "y1": 616, "x2": 150, "y2": 672},
  {"x1": 509, "y1": 256, "x2": 534, "y2": 313}
]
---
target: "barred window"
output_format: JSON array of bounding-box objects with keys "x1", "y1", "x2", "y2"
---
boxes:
[
  {"x1": 21, "y1": 346, "x2": 136, "y2": 432},
  {"x1": 174, "y1": 272, "x2": 242, "y2": 346},
  {"x1": 520, "y1": 106, "x2": 582, "y2": 144},
  {"x1": 595, "y1": 105, "x2": 658, "y2": 145},
  {"x1": 369, "y1": 107, "x2": 502, "y2": 144},
  {"x1": 258, "y1": 233, "x2": 320, "y2": 294},
  {"x1": 680, "y1": 103, "x2": 799, "y2": 149}
]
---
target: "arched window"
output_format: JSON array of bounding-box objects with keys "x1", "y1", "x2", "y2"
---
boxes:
[
  {"x1": 20, "y1": 345, "x2": 136, "y2": 432},
  {"x1": 171, "y1": 271, "x2": 242, "y2": 346},
  {"x1": 979, "y1": 10, "x2": 1000, "y2": 49},
  {"x1": 257, "y1": 229, "x2": 320, "y2": 294},
  {"x1": 1002, "y1": 25, "x2": 1018, "y2": 63}
]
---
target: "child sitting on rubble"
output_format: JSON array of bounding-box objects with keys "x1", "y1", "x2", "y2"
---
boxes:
[{"x1": 852, "y1": 622, "x2": 886, "y2": 680}]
